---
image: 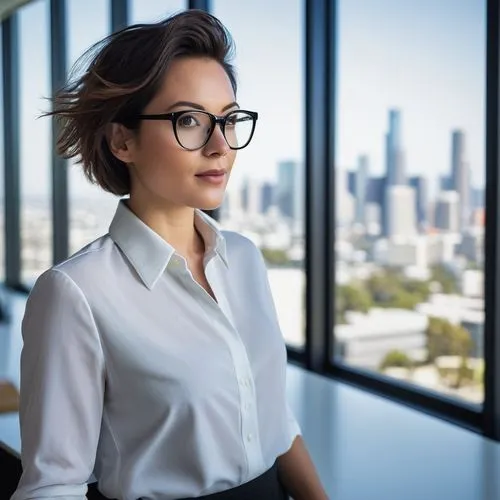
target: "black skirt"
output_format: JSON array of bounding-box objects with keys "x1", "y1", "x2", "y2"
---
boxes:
[
  {"x1": 177, "y1": 461, "x2": 288, "y2": 500},
  {"x1": 92, "y1": 460, "x2": 288, "y2": 500}
]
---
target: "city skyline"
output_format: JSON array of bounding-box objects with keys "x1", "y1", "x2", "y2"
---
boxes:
[
  {"x1": 12, "y1": 0, "x2": 486, "y2": 199},
  {"x1": 222, "y1": 108, "x2": 484, "y2": 236}
]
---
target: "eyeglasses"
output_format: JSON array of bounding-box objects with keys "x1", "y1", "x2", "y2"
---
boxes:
[{"x1": 134, "y1": 109, "x2": 259, "y2": 151}]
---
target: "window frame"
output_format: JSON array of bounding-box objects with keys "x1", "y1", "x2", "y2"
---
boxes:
[{"x1": 301, "y1": 0, "x2": 497, "y2": 440}]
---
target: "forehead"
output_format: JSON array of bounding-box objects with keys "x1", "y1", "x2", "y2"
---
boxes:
[{"x1": 149, "y1": 57, "x2": 235, "y2": 111}]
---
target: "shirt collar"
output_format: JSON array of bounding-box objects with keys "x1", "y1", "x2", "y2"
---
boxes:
[{"x1": 109, "y1": 200, "x2": 228, "y2": 290}]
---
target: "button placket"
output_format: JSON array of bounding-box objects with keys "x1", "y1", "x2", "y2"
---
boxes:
[{"x1": 196, "y1": 258, "x2": 265, "y2": 476}]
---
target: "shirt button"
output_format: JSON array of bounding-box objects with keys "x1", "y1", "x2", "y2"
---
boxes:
[{"x1": 247, "y1": 433, "x2": 253, "y2": 442}]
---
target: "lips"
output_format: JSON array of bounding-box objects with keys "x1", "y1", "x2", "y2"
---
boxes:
[
  {"x1": 195, "y1": 169, "x2": 227, "y2": 186},
  {"x1": 195, "y1": 169, "x2": 226, "y2": 177}
]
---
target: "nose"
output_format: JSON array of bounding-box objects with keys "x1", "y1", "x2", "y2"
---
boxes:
[{"x1": 203, "y1": 124, "x2": 230, "y2": 156}]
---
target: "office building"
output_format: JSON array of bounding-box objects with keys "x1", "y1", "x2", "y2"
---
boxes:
[
  {"x1": 385, "y1": 185, "x2": 416, "y2": 240},
  {"x1": 409, "y1": 175, "x2": 428, "y2": 230},
  {"x1": 354, "y1": 155, "x2": 369, "y2": 226},
  {"x1": 385, "y1": 109, "x2": 406, "y2": 186},
  {"x1": 435, "y1": 190, "x2": 460, "y2": 233},
  {"x1": 451, "y1": 130, "x2": 471, "y2": 230}
]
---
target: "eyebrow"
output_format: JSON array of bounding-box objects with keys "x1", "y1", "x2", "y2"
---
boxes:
[{"x1": 166, "y1": 101, "x2": 240, "y2": 113}]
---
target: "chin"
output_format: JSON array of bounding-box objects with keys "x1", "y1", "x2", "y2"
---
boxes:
[
  {"x1": 193, "y1": 195, "x2": 225, "y2": 212},
  {"x1": 198, "y1": 201, "x2": 223, "y2": 211}
]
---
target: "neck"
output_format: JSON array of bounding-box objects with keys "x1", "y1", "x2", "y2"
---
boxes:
[{"x1": 125, "y1": 197, "x2": 204, "y2": 260}]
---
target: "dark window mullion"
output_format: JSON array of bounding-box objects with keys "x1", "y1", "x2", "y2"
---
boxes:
[
  {"x1": 50, "y1": 0, "x2": 68, "y2": 265},
  {"x1": 2, "y1": 13, "x2": 21, "y2": 289},
  {"x1": 304, "y1": 0, "x2": 330, "y2": 373},
  {"x1": 326, "y1": 0, "x2": 337, "y2": 366},
  {"x1": 111, "y1": 0, "x2": 128, "y2": 31},
  {"x1": 188, "y1": 0, "x2": 210, "y2": 11},
  {"x1": 483, "y1": 0, "x2": 500, "y2": 441}
]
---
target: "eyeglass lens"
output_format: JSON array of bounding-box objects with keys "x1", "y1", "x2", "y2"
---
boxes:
[{"x1": 175, "y1": 111, "x2": 254, "y2": 150}]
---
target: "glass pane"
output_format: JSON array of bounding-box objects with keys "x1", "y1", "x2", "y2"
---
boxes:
[
  {"x1": 130, "y1": 0, "x2": 184, "y2": 24},
  {"x1": 0, "y1": 25, "x2": 5, "y2": 283},
  {"x1": 334, "y1": 0, "x2": 486, "y2": 404},
  {"x1": 19, "y1": 0, "x2": 52, "y2": 285},
  {"x1": 67, "y1": 0, "x2": 117, "y2": 256},
  {"x1": 213, "y1": 0, "x2": 306, "y2": 349}
]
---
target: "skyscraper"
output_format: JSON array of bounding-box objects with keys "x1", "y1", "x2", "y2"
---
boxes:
[
  {"x1": 409, "y1": 175, "x2": 428, "y2": 230},
  {"x1": 366, "y1": 176, "x2": 386, "y2": 206},
  {"x1": 240, "y1": 178, "x2": 249, "y2": 212},
  {"x1": 471, "y1": 186, "x2": 485, "y2": 211},
  {"x1": 440, "y1": 174, "x2": 452, "y2": 192},
  {"x1": 435, "y1": 191, "x2": 460, "y2": 233},
  {"x1": 355, "y1": 155, "x2": 369, "y2": 225},
  {"x1": 240, "y1": 177, "x2": 261, "y2": 216},
  {"x1": 385, "y1": 185, "x2": 416, "y2": 240},
  {"x1": 365, "y1": 176, "x2": 386, "y2": 236},
  {"x1": 385, "y1": 109, "x2": 406, "y2": 186},
  {"x1": 347, "y1": 171, "x2": 356, "y2": 197},
  {"x1": 261, "y1": 182, "x2": 274, "y2": 214},
  {"x1": 451, "y1": 130, "x2": 470, "y2": 230},
  {"x1": 276, "y1": 161, "x2": 295, "y2": 219},
  {"x1": 383, "y1": 109, "x2": 406, "y2": 236},
  {"x1": 336, "y1": 169, "x2": 355, "y2": 227},
  {"x1": 276, "y1": 160, "x2": 303, "y2": 232}
]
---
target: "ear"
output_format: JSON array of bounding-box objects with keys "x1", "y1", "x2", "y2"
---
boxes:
[{"x1": 106, "y1": 122, "x2": 136, "y2": 164}]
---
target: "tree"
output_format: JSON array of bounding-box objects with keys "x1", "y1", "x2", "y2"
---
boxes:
[
  {"x1": 260, "y1": 248, "x2": 289, "y2": 266},
  {"x1": 426, "y1": 317, "x2": 472, "y2": 363},
  {"x1": 379, "y1": 350, "x2": 413, "y2": 371},
  {"x1": 389, "y1": 290, "x2": 422, "y2": 310},
  {"x1": 336, "y1": 284, "x2": 372, "y2": 324},
  {"x1": 365, "y1": 272, "x2": 400, "y2": 305},
  {"x1": 430, "y1": 264, "x2": 459, "y2": 294},
  {"x1": 426, "y1": 317, "x2": 474, "y2": 388},
  {"x1": 365, "y1": 270, "x2": 430, "y2": 310}
]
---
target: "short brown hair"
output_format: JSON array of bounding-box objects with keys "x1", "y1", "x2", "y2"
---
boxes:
[{"x1": 46, "y1": 10, "x2": 237, "y2": 196}]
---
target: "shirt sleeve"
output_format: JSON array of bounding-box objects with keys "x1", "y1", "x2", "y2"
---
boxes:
[
  {"x1": 249, "y1": 240, "x2": 303, "y2": 442},
  {"x1": 287, "y1": 402, "x2": 302, "y2": 441},
  {"x1": 11, "y1": 269, "x2": 105, "y2": 500}
]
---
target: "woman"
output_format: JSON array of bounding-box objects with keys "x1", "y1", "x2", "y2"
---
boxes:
[{"x1": 11, "y1": 10, "x2": 328, "y2": 500}]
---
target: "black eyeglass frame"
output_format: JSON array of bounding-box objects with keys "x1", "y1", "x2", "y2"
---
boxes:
[{"x1": 134, "y1": 109, "x2": 259, "y2": 151}]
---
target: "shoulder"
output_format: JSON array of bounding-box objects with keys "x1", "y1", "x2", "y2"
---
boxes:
[
  {"x1": 221, "y1": 230, "x2": 263, "y2": 263},
  {"x1": 220, "y1": 230, "x2": 270, "y2": 282},
  {"x1": 53, "y1": 234, "x2": 114, "y2": 280},
  {"x1": 31, "y1": 235, "x2": 114, "y2": 295}
]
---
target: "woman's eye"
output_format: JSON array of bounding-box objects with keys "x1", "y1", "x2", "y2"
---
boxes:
[
  {"x1": 178, "y1": 115, "x2": 199, "y2": 128},
  {"x1": 226, "y1": 116, "x2": 237, "y2": 127}
]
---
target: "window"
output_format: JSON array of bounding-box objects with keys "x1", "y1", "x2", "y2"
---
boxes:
[
  {"x1": 19, "y1": 0, "x2": 52, "y2": 285},
  {"x1": 130, "y1": 0, "x2": 184, "y2": 24},
  {"x1": 213, "y1": 0, "x2": 306, "y2": 348},
  {"x1": 67, "y1": 0, "x2": 117, "y2": 256},
  {"x1": 0, "y1": 25, "x2": 5, "y2": 283},
  {"x1": 334, "y1": 0, "x2": 486, "y2": 404}
]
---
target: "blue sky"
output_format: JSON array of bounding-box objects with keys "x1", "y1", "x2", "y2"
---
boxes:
[
  {"x1": 16, "y1": 0, "x2": 486, "y2": 200},
  {"x1": 336, "y1": 0, "x2": 486, "y2": 191}
]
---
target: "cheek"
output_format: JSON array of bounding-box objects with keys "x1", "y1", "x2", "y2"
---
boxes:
[
  {"x1": 140, "y1": 123, "x2": 179, "y2": 156},
  {"x1": 227, "y1": 151, "x2": 237, "y2": 169},
  {"x1": 136, "y1": 128, "x2": 187, "y2": 173}
]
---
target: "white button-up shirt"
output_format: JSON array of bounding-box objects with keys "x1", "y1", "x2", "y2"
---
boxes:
[{"x1": 12, "y1": 200, "x2": 301, "y2": 500}]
